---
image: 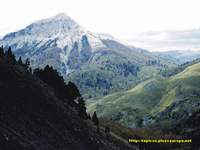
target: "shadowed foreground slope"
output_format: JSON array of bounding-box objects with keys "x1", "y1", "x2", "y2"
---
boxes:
[{"x1": 0, "y1": 56, "x2": 136, "y2": 150}]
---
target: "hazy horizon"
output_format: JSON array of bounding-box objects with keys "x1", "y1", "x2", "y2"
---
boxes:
[{"x1": 1, "y1": 0, "x2": 200, "y2": 51}]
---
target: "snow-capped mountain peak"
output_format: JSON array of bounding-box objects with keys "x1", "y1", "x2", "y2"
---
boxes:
[
  {"x1": 0, "y1": 13, "x2": 142, "y2": 75},
  {"x1": 33, "y1": 12, "x2": 80, "y2": 28},
  {"x1": 1, "y1": 13, "x2": 108, "y2": 50},
  {"x1": 0, "y1": 13, "x2": 113, "y2": 73},
  {"x1": 53, "y1": 12, "x2": 74, "y2": 20}
]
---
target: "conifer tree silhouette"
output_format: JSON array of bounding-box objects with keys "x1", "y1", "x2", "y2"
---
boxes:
[
  {"x1": 34, "y1": 65, "x2": 87, "y2": 119},
  {"x1": 77, "y1": 97, "x2": 87, "y2": 119},
  {"x1": 0, "y1": 46, "x2": 4, "y2": 63},
  {"x1": 5, "y1": 47, "x2": 15, "y2": 64},
  {"x1": 92, "y1": 111, "x2": 99, "y2": 131},
  {"x1": 25, "y1": 58, "x2": 30, "y2": 69},
  {"x1": 18, "y1": 57, "x2": 23, "y2": 65}
]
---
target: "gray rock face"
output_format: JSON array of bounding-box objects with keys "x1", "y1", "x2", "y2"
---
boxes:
[
  {"x1": 67, "y1": 42, "x2": 81, "y2": 70},
  {"x1": 80, "y1": 35, "x2": 92, "y2": 63}
]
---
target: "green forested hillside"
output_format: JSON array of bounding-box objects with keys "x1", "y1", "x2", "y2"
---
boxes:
[
  {"x1": 87, "y1": 62, "x2": 200, "y2": 128},
  {"x1": 66, "y1": 47, "x2": 175, "y2": 99}
]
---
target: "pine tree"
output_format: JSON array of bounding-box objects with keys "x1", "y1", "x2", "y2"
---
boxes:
[
  {"x1": 66, "y1": 81, "x2": 81, "y2": 100},
  {"x1": 92, "y1": 111, "x2": 99, "y2": 131},
  {"x1": 77, "y1": 97, "x2": 87, "y2": 119},
  {"x1": 0, "y1": 46, "x2": 4, "y2": 63},
  {"x1": 18, "y1": 57, "x2": 23, "y2": 65},
  {"x1": 6, "y1": 47, "x2": 15, "y2": 64},
  {"x1": 34, "y1": 65, "x2": 69, "y2": 100},
  {"x1": 25, "y1": 58, "x2": 30, "y2": 69},
  {"x1": 105, "y1": 126, "x2": 110, "y2": 134}
]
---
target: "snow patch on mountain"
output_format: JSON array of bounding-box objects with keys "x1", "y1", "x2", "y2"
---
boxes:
[
  {"x1": 1, "y1": 13, "x2": 108, "y2": 50},
  {"x1": 0, "y1": 13, "x2": 142, "y2": 75}
]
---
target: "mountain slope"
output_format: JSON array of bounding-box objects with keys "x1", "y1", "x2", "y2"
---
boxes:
[
  {"x1": 0, "y1": 13, "x2": 175, "y2": 98},
  {"x1": 87, "y1": 62, "x2": 200, "y2": 128},
  {"x1": 154, "y1": 50, "x2": 200, "y2": 64},
  {"x1": 0, "y1": 52, "x2": 136, "y2": 150}
]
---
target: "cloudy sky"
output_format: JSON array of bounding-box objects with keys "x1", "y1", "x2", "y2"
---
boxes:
[{"x1": 1, "y1": 0, "x2": 200, "y2": 51}]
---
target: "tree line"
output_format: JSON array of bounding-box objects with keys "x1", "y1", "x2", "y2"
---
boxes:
[
  {"x1": 0, "y1": 46, "x2": 87, "y2": 118},
  {"x1": 0, "y1": 46, "x2": 102, "y2": 131}
]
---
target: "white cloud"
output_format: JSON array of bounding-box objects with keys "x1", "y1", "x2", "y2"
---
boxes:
[{"x1": 128, "y1": 29, "x2": 200, "y2": 51}]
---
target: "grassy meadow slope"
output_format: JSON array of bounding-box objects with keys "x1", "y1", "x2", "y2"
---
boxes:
[{"x1": 87, "y1": 62, "x2": 200, "y2": 128}]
